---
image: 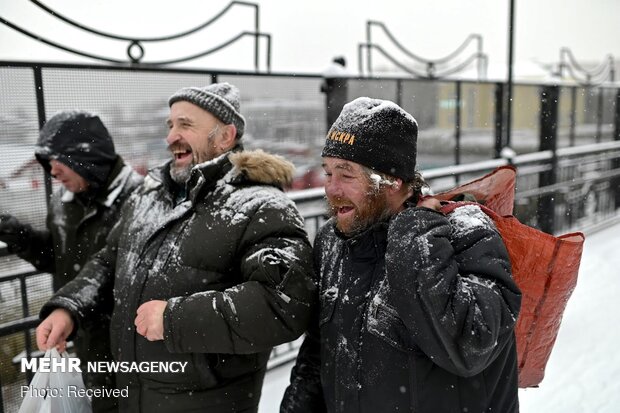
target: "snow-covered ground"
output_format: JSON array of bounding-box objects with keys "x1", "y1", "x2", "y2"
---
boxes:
[{"x1": 258, "y1": 222, "x2": 620, "y2": 412}]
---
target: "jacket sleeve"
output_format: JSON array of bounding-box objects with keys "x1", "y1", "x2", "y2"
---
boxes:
[
  {"x1": 39, "y1": 216, "x2": 120, "y2": 333},
  {"x1": 14, "y1": 211, "x2": 55, "y2": 273},
  {"x1": 280, "y1": 240, "x2": 326, "y2": 413},
  {"x1": 385, "y1": 205, "x2": 521, "y2": 377},
  {"x1": 280, "y1": 311, "x2": 326, "y2": 413},
  {"x1": 163, "y1": 196, "x2": 318, "y2": 354}
]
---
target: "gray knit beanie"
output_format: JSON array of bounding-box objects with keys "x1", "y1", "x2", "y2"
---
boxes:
[{"x1": 168, "y1": 82, "x2": 246, "y2": 139}]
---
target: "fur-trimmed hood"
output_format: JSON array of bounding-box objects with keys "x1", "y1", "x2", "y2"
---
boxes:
[
  {"x1": 143, "y1": 148, "x2": 296, "y2": 203},
  {"x1": 230, "y1": 149, "x2": 295, "y2": 187}
]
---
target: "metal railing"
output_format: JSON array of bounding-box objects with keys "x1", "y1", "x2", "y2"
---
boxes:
[
  {"x1": 0, "y1": 58, "x2": 619, "y2": 411},
  {"x1": 1, "y1": 1, "x2": 271, "y2": 69},
  {"x1": 1, "y1": 142, "x2": 620, "y2": 412}
]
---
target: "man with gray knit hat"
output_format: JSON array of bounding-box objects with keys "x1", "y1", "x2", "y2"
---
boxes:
[
  {"x1": 281, "y1": 97, "x2": 521, "y2": 413},
  {"x1": 1, "y1": 110, "x2": 143, "y2": 413},
  {"x1": 36, "y1": 83, "x2": 316, "y2": 412}
]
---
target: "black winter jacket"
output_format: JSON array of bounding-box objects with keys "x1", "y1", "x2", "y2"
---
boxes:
[
  {"x1": 20, "y1": 157, "x2": 143, "y2": 290},
  {"x1": 21, "y1": 156, "x2": 142, "y2": 398},
  {"x1": 42, "y1": 149, "x2": 317, "y2": 412},
  {"x1": 281, "y1": 205, "x2": 522, "y2": 413}
]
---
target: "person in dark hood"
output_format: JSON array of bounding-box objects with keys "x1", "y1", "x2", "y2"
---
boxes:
[
  {"x1": 35, "y1": 83, "x2": 317, "y2": 412},
  {"x1": 280, "y1": 97, "x2": 522, "y2": 413},
  {"x1": 0, "y1": 110, "x2": 143, "y2": 412}
]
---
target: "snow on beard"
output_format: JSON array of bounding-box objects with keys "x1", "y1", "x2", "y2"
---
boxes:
[{"x1": 327, "y1": 175, "x2": 393, "y2": 237}]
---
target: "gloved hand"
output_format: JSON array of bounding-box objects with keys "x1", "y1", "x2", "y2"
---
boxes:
[{"x1": 0, "y1": 214, "x2": 30, "y2": 252}]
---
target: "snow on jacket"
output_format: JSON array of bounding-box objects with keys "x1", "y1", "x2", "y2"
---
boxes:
[
  {"x1": 20, "y1": 156, "x2": 142, "y2": 398},
  {"x1": 281, "y1": 205, "x2": 522, "y2": 413},
  {"x1": 19, "y1": 156, "x2": 143, "y2": 290},
  {"x1": 42, "y1": 148, "x2": 316, "y2": 413}
]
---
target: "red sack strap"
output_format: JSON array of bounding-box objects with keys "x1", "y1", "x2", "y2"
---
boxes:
[{"x1": 437, "y1": 168, "x2": 585, "y2": 388}]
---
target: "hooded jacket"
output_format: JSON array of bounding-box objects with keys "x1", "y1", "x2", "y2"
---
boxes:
[
  {"x1": 17, "y1": 111, "x2": 143, "y2": 412},
  {"x1": 34, "y1": 111, "x2": 117, "y2": 191},
  {"x1": 42, "y1": 149, "x2": 317, "y2": 413},
  {"x1": 281, "y1": 205, "x2": 521, "y2": 413}
]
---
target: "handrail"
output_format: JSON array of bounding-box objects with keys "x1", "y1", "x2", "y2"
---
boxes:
[
  {"x1": 0, "y1": 18, "x2": 127, "y2": 64},
  {"x1": 557, "y1": 47, "x2": 615, "y2": 86},
  {"x1": 361, "y1": 20, "x2": 487, "y2": 79},
  {"x1": 358, "y1": 43, "x2": 427, "y2": 77},
  {"x1": 29, "y1": 0, "x2": 258, "y2": 42},
  {"x1": 367, "y1": 21, "x2": 483, "y2": 66},
  {"x1": 1, "y1": 1, "x2": 269, "y2": 69}
]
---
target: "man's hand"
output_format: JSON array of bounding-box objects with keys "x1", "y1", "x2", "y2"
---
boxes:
[
  {"x1": 0, "y1": 214, "x2": 26, "y2": 247},
  {"x1": 36, "y1": 308, "x2": 74, "y2": 352},
  {"x1": 135, "y1": 300, "x2": 167, "y2": 341}
]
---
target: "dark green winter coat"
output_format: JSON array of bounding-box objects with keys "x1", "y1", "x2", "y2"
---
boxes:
[
  {"x1": 281, "y1": 205, "x2": 521, "y2": 413},
  {"x1": 42, "y1": 149, "x2": 317, "y2": 412}
]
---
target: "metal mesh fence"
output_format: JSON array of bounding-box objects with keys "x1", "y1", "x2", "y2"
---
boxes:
[
  {"x1": 219, "y1": 75, "x2": 326, "y2": 190},
  {"x1": 0, "y1": 61, "x2": 618, "y2": 412}
]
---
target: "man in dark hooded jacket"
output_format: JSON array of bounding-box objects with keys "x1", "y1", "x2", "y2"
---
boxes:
[
  {"x1": 0, "y1": 110, "x2": 143, "y2": 412},
  {"x1": 35, "y1": 83, "x2": 317, "y2": 412},
  {"x1": 280, "y1": 97, "x2": 522, "y2": 413}
]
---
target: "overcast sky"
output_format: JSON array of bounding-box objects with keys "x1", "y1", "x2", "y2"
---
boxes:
[{"x1": 1, "y1": 0, "x2": 619, "y2": 79}]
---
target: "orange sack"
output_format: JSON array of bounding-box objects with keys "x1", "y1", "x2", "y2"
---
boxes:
[{"x1": 435, "y1": 166, "x2": 585, "y2": 388}]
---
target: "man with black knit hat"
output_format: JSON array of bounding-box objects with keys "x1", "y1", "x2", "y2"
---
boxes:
[
  {"x1": 281, "y1": 97, "x2": 521, "y2": 413},
  {"x1": 0, "y1": 110, "x2": 143, "y2": 412},
  {"x1": 36, "y1": 83, "x2": 316, "y2": 412}
]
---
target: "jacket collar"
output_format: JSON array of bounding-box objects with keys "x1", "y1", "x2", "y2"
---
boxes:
[
  {"x1": 146, "y1": 144, "x2": 295, "y2": 205},
  {"x1": 332, "y1": 219, "x2": 389, "y2": 248}
]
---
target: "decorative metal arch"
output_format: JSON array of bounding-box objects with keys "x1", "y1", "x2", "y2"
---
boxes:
[
  {"x1": 554, "y1": 47, "x2": 615, "y2": 87},
  {"x1": 0, "y1": 0, "x2": 272, "y2": 70},
  {"x1": 358, "y1": 20, "x2": 487, "y2": 79}
]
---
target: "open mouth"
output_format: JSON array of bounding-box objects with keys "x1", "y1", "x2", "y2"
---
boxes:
[
  {"x1": 172, "y1": 148, "x2": 192, "y2": 163},
  {"x1": 336, "y1": 205, "x2": 355, "y2": 217}
]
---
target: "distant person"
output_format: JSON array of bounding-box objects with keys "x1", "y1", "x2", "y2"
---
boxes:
[
  {"x1": 35, "y1": 83, "x2": 317, "y2": 412},
  {"x1": 280, "y1": 97, "x2": 522, "y2": 413},
  {"x1": 321, "y1": 56, "x2": 351, "y2": 131},
  {"x1": 0, "y1": 110, "x2": 143, "y2": 412}
]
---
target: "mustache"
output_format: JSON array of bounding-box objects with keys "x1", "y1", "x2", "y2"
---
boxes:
[
  {"x1": 326, "y1": 196, "x2": 356, "y2": 216},
  {"x1": 326, "y1": 196, "x2": 354, "y2": 208},
  {"x1": 168, "y1": 142, "x2": 192, "y2": 153}
]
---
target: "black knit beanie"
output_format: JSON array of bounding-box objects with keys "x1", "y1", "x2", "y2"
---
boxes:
[
  {"x1": 168, "y1": 82, "x2": 246, "y2": 139},
  {"x1": 35, "y1": 111, "x2": 117, "y2": 189},
  {"x1": 321, "y1": 97, "x2": 418, "y2": 181}
]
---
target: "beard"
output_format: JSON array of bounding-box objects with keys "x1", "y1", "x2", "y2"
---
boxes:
[
  {"x1": 169, "y1": 152, "x2": 195, "y2": 185},
  {"x1": 170, "y1": 161, "x2": 193, "y2": 184},
  {"x1": 168, "y1": 136, "x2": 216, "y2": 185},
  {"x1": 327, "y1": 189, "x2": 393, "y2": 237}
]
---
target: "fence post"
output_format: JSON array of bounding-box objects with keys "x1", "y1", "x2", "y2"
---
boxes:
[
  {"x1": 33, "y1": 66, "x2": 52, "y2": 207},
  {"x1": 537, "y1": 85, "x2": 560, "y2": 234},
  {"x1": 494, "y1": 82, "x2": 504, "y2": 158},
  {"x1": 569, "y1": 86, "x2": 577, "y2": 147},
  {"x1": 455, "y1": 81, "x2": 462, "y2": 171},
  {"x1": 614, "y1": 88, "x2": 620, "y2": 209},
  {"x1": 596, "y1": 87, "x2": 604, "y2": 143},
  {"x1": 321, "y1": 76, "x2": 349, "y2": 133}
]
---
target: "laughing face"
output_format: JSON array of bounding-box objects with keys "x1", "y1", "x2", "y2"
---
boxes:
[
  {"x1": 165, "y1": 101, "x2": 228, "y2": 184},
  {"x1": 323, "y1": 157, "x2": 393, "y2": 237}
]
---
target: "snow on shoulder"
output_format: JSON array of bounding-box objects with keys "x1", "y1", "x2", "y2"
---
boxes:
[{"x1": 447, "y1": 204, "x2": 495, "y2": 238}]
